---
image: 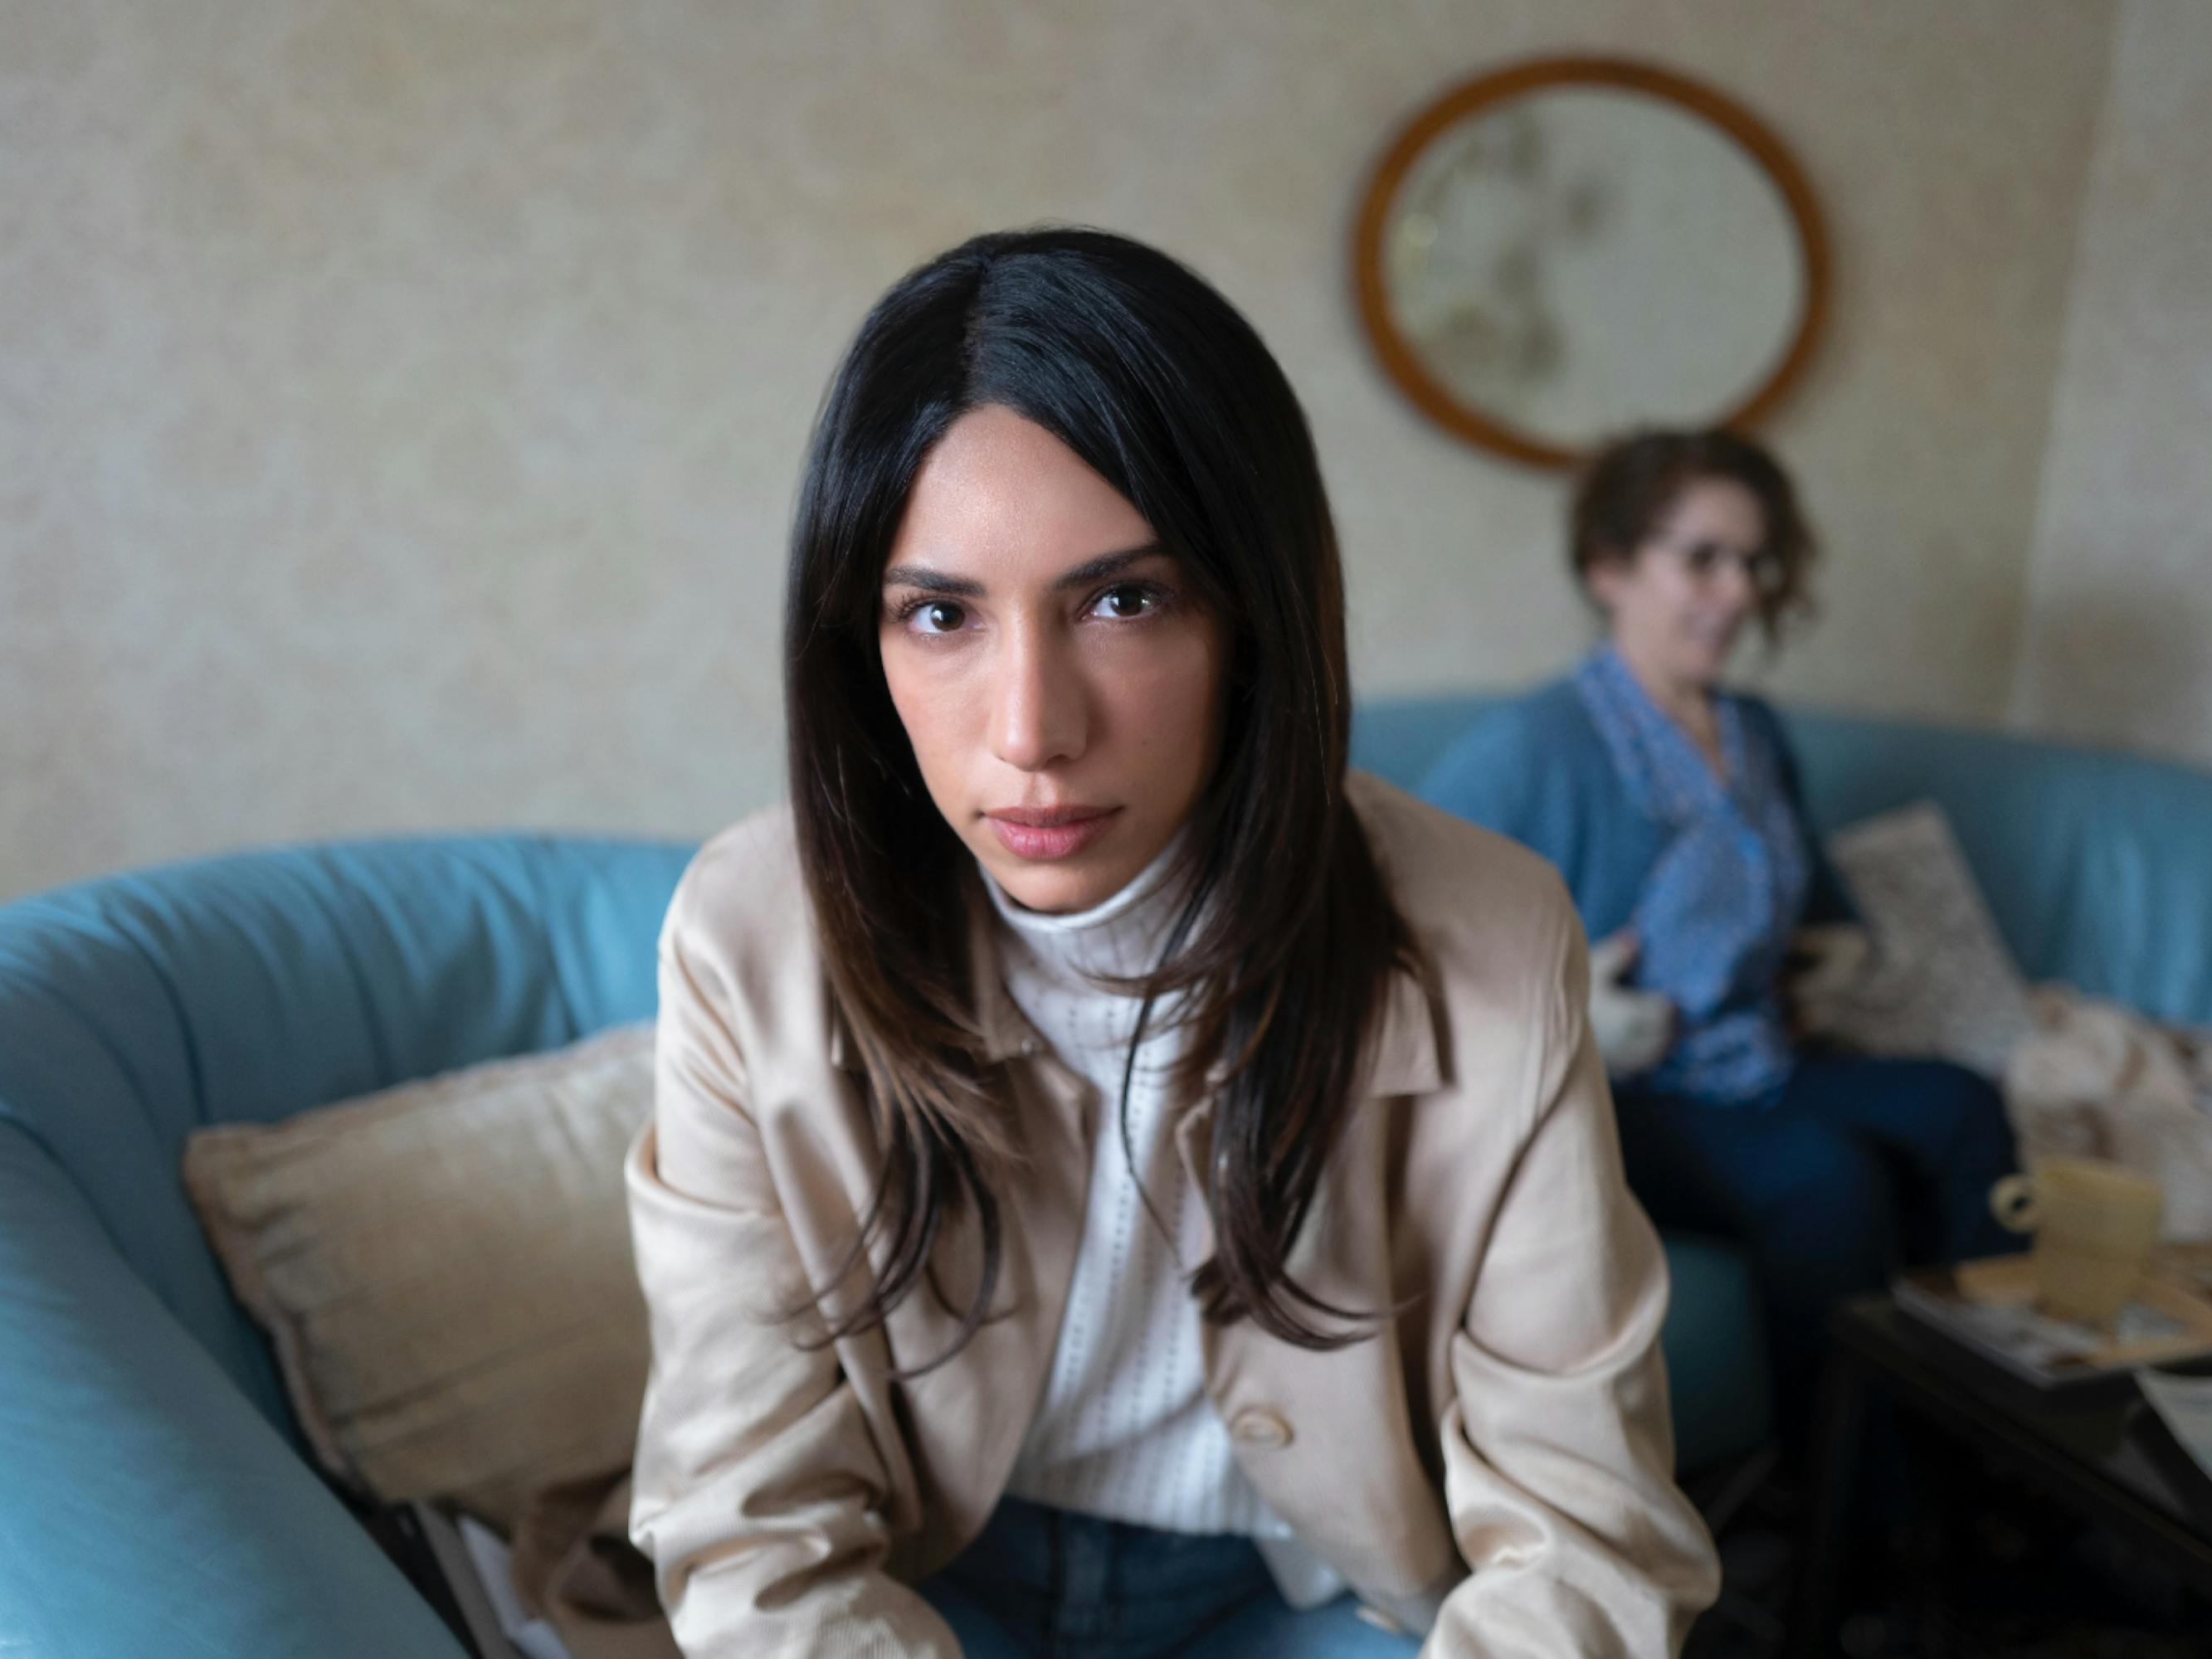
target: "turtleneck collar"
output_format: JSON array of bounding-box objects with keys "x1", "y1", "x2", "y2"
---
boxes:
[{"x1": 979, "y1": 829, "x2": 1191, "y2": 988}]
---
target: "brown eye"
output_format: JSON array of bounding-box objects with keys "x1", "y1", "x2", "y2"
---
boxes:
[
  {"x1": 910, "y1": 601, "x2": 966, "y2": 634},
  {"x1": 1091, "y1": 584, "x2": 1157, "y2": 620}
]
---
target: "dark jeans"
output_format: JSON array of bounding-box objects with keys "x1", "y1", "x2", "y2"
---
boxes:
[
  {"x1": 1614, "y1": 1055, "x2": 2023, "y2": 1462},
  {"x1": 918, "y1": 1495, "x2": 1420, "y2": 1657}
]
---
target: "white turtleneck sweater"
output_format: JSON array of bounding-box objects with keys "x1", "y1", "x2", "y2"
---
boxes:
[{"x1": 982, "y1": 844, "x2": 1347, "y2": 1608}]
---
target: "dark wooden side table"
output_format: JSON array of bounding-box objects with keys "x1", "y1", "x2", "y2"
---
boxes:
[{"x1": 1786, "y1": 1293, "x2": 2212, "y2": 1656}]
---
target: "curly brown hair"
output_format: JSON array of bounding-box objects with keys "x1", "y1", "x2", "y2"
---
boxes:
[{"x1": 1569, "y1": 427, "x2": 1818, "y2": 645}]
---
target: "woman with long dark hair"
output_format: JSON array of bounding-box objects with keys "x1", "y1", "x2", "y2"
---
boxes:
[{"x1": 625, "y1": 228, "x2": 1717, "y2": 1657}]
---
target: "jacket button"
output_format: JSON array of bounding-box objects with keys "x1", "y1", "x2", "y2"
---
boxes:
[{"x1": 1230, "y1": 1408, "x2": 1294, "y2": 1449}]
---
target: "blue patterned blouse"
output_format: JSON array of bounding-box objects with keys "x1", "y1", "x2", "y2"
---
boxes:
[{"x1": 1571, "y1": 646, "x2": 1810, "y2": 1102}]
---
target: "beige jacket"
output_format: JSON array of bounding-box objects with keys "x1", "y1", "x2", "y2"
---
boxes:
[{"x1": 626, "y1": 774, "x2": 1720, "y2": 1657}]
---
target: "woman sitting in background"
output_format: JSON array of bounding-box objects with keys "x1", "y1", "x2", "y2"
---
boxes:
[{"x1": 1420, "y1": 429, "x2": 2020, "y2": 1458}]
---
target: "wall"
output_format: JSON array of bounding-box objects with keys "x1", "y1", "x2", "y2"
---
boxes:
[
  {"x1": 2008, "y1": 0, "x2": 2212, "y2": 766},
  {"x1": 0, "y1": 0, "x2": 2122, "y2": 898}
]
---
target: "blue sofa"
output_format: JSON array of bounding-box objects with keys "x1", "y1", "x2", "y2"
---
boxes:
[{"x1": 4, "y1": 699, "x2": 2210, "y2": 1657}]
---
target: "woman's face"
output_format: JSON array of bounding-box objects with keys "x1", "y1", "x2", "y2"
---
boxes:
[
  {"x1": 879, "y1": 405, "x2": 1230, "y2": 915},
  {"x1": 1587, "y1": 477, "x2": 1771, "y2": 692}
]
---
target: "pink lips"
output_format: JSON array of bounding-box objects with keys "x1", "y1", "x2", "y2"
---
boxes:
[{"x1": 985, "y1": 805, "x2": 1119, "y2": 861}]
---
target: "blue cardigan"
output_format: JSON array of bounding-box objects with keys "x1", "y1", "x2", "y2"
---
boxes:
[{"x1": 1416, "y1": 677, "x2": 1855, "y2": 951}]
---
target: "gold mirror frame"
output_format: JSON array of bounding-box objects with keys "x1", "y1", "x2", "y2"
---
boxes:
[{"x1": 1352, "y1": 55, "x2": 1830, "y2": 469}]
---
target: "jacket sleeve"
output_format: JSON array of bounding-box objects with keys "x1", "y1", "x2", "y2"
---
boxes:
[
  {"x1": 626, "y1": 898, "x2": 962, "y2": 1659},
  {"x1": 1425, "y1": 917, "x2": 1721, "y2": 1657}
]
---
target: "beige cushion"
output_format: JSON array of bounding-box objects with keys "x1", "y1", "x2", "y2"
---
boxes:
[
  {"x1": 1818, "y1": 801, "x2": 2035, "y2": 1078},
  {"x1": 183, "y1": 1022, "x2": 655, "y2": 1531}
]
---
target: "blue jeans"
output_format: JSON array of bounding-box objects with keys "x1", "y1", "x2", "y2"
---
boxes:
[
  {"x1": 918, "y1": 1495, "x2": 1421, "y2": 1657},
  {"x1": 1614, "y1": 1053, "x2": 2022, "y2": 1460}
]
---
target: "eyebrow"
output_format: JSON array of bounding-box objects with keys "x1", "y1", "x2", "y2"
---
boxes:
[{"x1": 879, "y1": 542, "x2": 1167, "y2": 598}]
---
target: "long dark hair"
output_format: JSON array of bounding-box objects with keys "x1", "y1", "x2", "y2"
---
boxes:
[{"x1": 786, "y1": 226, "x2": 1414, "y2": 1364}]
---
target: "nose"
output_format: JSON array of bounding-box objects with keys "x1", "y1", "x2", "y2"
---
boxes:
[
  {"x1": 1709, "y1": 554, "x2": 1755, "y2": 614},
  {"x1": 990, "y1": 620, "x2": 1087, "y2": 772}
]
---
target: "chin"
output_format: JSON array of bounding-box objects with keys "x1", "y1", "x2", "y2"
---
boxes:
[
  {"x1": 991, "y1": 862, "x2": 1118, "y2": 916},
  {"x1": 1678, "y1": 640, "x2": 1734, "y2": 684}
]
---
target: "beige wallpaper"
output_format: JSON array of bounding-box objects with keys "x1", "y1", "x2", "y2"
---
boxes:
[
  {"x1": 1, "y1": 1, "x2": 2127, "y2": 898},
  {"x1": 2010, "y1": 0, "x2": 2212, "y2": 766}
]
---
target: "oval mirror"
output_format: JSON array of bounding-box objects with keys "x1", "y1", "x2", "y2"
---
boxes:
[{"x1": 1354, "y1": 56, "x2": 1830, "y2": 468}]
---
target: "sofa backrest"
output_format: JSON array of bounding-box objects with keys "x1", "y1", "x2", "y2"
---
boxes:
[
  {"x1": 1354, "y1": 695, "x2": 2212, "y2": 1029},
  {"x1": 0, "y1": 835, "x2": 690, "y2": 1425}
]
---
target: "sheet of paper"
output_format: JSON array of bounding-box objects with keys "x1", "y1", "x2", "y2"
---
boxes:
[{"x1": 2136, "y1": 1369, "x2": 2212, "y2": 1482}]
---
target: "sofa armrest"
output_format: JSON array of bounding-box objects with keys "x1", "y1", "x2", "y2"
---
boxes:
[{"x1": 0, "y1": 1125, "x2": 470, "y2": 1659}]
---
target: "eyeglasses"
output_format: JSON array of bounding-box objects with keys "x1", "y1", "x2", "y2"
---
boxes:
[{"x1": 1648, "y1": 538, "x2": 1789, "y2": 592}]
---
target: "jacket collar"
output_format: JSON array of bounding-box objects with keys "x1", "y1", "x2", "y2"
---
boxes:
[{"x1": 1363, "y1": 952, "x2": 1445, "y2": 1098}]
